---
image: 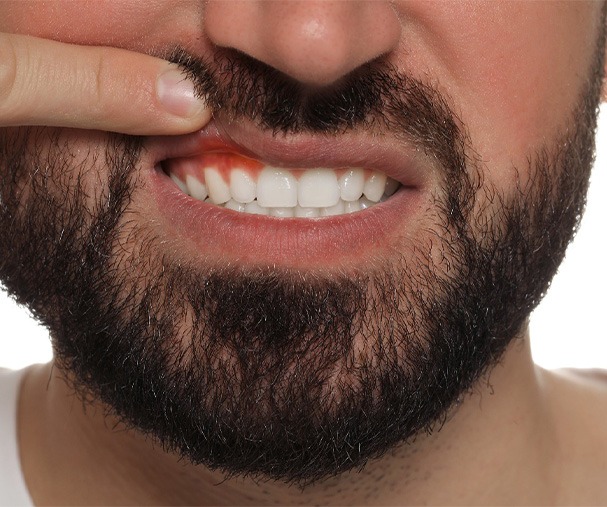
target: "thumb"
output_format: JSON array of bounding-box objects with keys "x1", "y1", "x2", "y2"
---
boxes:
[{"x1": 0, "y1": 32, "x2": 211, "y2": 135}]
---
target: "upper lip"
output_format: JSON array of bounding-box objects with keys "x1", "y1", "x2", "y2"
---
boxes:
[{"x1": 148, "y1": 115, "x2": 433, "y2": 188}]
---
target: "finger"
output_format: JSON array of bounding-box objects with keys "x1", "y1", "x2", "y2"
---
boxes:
[{"x1": 0, "y1": 32, "x2": 211, "y2": 135}]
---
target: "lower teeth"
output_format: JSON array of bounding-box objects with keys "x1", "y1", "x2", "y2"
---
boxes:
[{"x1": 213, "y1": 195, "x2": 387, "y2": 217}]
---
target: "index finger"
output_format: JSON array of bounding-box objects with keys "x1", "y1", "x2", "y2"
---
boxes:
[{"x1": 0, "y1": 32, "x2": 211, "y2": 135}]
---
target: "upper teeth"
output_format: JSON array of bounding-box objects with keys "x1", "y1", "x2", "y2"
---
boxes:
[{"x1": 166, "y1": 155, "x2": 400, "y2": 217}]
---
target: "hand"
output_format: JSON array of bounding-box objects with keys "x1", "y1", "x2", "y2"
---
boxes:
[{"x1": 0, "y1": 32, "x2": 211, "y2": 135}]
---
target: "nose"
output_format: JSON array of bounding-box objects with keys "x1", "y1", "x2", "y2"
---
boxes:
[{"x1": 203, "y1": 1, "x2": 402, "y2": 86}]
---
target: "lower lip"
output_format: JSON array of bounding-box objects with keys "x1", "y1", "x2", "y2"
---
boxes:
[{"x1": 150, "y1": 165, "x2": 425, "y2": 269}]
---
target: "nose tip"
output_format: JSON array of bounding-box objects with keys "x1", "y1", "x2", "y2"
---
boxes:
[{"x1": 204, "y1": 1, "x2": 402, "y2": 86}]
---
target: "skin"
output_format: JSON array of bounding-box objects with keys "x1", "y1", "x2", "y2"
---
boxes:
[
  {"x1": 0, "y1": 17, "x2": 211, "y2": 132},
  {"x1": 1, "y1": 0, "x2": 607, "y2": 504}
]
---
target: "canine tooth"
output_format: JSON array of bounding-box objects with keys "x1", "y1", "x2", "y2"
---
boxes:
[
  {"x1": 384, "y1": 177, "x2": 400, "y2": 197},
  {"x1": 339, "y1": 168, "x2": 365, "y2": 201},
  {"x1": 345, "y1": 201, "x2": 361, "y2": 214},
  {"x1": 363, "y1": 171, "x2": 387, "y2": 202},
  {"x1": 230, "y1": 169, "x2": 256, "y2": 204},
  {"x1": 170, "y1": 173, "x2": 188, "y2": 194},
  {"x1": 205, "y1": 168, "x2": 231, "y2": 204},
  {"x1": 320, "y1": 200, "x2": 345, "y2": 217},
  {"x1": 244, "y1": 201, "x2": 270, "y2": 215},
  {"x1": 225, "y1": 199, "x2": 245, "y2": 212},
  {"x1": 185, "y1": 174, "x2": 208, "y2": 201},
  {"x1": 270, "y1": 207, "x2": 295, "y2": 218},
  {"x1": 298, "y1": 169, "x2": 340, "y2": 208},
  {"x1": 295, "y1": 206, "x2": 320, "y2": 218},
  {"x1": 257, "y1": 167, "x2": 298, "y2": 208}
]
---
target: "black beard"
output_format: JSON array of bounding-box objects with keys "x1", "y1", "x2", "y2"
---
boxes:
[{"x1": 0, "y1": 26, "x2": 604, "y2": 485}]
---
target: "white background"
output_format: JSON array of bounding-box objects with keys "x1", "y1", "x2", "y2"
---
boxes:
[{"x1": 1, "y1": 106, "x2": 606, "y2": 371}]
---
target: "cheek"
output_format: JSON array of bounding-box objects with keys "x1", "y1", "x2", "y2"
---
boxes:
[
  {"x1": 398, "y1": 1, "x2": 601, "y2": 189},
  {"x1": 467, "y1": 4, "x2": 599, "y2": 182}
]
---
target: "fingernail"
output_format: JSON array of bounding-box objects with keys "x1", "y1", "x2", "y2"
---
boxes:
[{"x1": 156, "y1": 68, "x2": 203, "y2": 118}]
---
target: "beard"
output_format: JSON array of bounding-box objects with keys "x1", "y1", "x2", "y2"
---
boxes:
[{"x1": 0, "y1": 29, "x2": 604, "y2": 485}]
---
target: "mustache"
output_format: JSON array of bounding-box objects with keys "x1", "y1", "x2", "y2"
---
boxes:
[
  {"x1": 165, "y1": 45, "x2": 475, "y2": 229},
  {"x1": 166, "y1": 47, "x2": 468, "y2": 170}
]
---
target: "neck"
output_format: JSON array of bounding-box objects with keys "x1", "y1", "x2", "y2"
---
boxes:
[{"x1": 18, "y1": 331, "x2": 558, "y2": 505}]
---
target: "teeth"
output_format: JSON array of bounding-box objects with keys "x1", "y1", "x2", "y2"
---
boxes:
[
  {"x1": 363, "y1": 172, "x2": 387, "y2": 202},
  {"x1": 320, "y1": 200, "x2": 345, "y2": 217},
  {"x1": 230, "y1": 169, "x2": 256, "y2": 204},
  {"x1": 298, "y1": 169, "x2": 340, "y2": 208},
  {"x1": 270, "y1": 207, "x2": 295, "y2": 218},
  {"x1": 186, "y1": 174, "x2": 208, "y2": 201},
  {"x1": 295, "y1": 206, "x2": 320, "y2": 218},
  {"x1": 339, "y1": 168, "x2": 365, "y2": 201},
  {"x1": 168, "y1": 162, "x2": 401, "y2": 217},
  {"x1": 225, "y1": 199, "x2": 245, "y2": 212},
  {"x1": 384, "y1": 176, "x2": 400, "y2": 197},
  {"x1": 359, "y1": 196, "x2": 375, "y2": 210},
  {"x1": 170, "y1": 173, "x2": 188, "y2": 194},
  {"x1": 345, "y1": 201, "x2": 361, "y2": 214},
  {"x1": 205, "y1": 168, "x2": 231, "y2": 205},
  {"x1": 257, "y1": 168, "x2": 298, "y2": 208},
  {"x1": 244, "y1": 201, "x2": 269, "y2": 215}
]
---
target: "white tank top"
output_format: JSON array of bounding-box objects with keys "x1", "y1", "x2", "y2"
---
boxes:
[{"x1": 0, "y1": 368, "x2": 33, "y2": 506}]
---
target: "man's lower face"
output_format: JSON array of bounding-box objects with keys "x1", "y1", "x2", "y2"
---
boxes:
[{"x1": 0, "y1": 42, "x2": 602, "y2": 485}]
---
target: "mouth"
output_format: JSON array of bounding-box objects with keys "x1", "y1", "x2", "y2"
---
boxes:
[
  {"x1": 144, "y1": 120, "x2": 433, "y2": 267},
  {"x1": 163, "y1": 151, "x2": 401, "y2": 218}
]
